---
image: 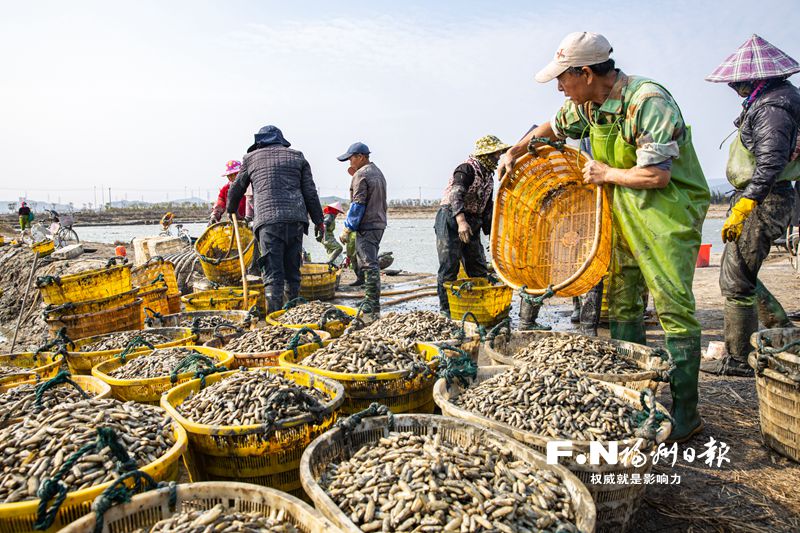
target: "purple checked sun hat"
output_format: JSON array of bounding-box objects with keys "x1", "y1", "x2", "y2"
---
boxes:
[{"x1": 706, "y1": 34, "x2": 799, "y2": 83}]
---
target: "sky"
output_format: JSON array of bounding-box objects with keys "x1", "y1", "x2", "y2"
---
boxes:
[{"x1": 1, "y1": 0, "x2": 797, "y2": 208}]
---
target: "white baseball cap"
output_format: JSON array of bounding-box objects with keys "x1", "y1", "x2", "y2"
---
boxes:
[{"x1": 535, "y1": 32, "x2": 613, "y2": 83}]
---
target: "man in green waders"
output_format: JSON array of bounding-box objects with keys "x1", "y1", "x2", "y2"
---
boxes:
[{"x1": 499, "y1": 32, "x2": 710, "y2": 443}]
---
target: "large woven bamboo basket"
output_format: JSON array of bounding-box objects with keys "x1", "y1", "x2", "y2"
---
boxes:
[
  {"x1": 148, "y1": 310, "x2": 258, "y2": 342},
  {"x1": 300, "y1": 413, "x2": 596, "y2": 533},
  {"x1": 181, "y1": 288, "x2": 261, "y2": 312},
  {"x1": 204, "y1": 328, "x2": 331, "y2": 368},
  {"x1": 266, "y1": 305, "x2": 357, "y2": 339},
  {"x1": 66, "y1": 327, "x2": 196, "y2": 375},
  {"x1": 486, "y1": 330, "x2": 671, "y2": 392},
  {"x1": 749, "y1": 327, "x2": 800, "y2": 463},
  {"x1": 442, "y1": 277, "x2": 513, "y2": 327},
  {"x1": 161, "y1": 367, "x2": 344, "y2": 496},
  {"x1": 0, "y1": 420, "x2": 187, "y2": 533},
  {"x1": 131, "y1": 256, "x2": 180, "y2": 296},
  {"x1": 35, "y1": 260, "x2": 132, "y2": 306},
  {"x1": 491, "y1": 145, "x2": 612, "y2": 297},
  {"x1": 44, "y1": 298, "x2": 143, "y2": 339},
  {"x1": 434, "y1": 366, "x2": 671, "y2": 533},
  {"x1": 42, "y1": 288, "x2": 139, "y2": 322},
  {"x1": 279, "y1": 341, "x2": 441, "y2": 414},
  {"x1": 195, "y1": 221, "x2": 255, "y2": 285},
  {"x1": 300, "y1": 263, "x2": 340, "y2": 301},
  {"x1": 60, "y1": 482, "x2": 340, "y2": 533},
  {"x1": 0, "y1": 352, "x2": 63, "y2": 386},
  {"x1": 92, "y1": 345, "x2": 234, "y2": 404}
]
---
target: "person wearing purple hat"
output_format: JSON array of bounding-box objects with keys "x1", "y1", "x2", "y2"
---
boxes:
[
  {"x1": 702, "y1": 35, "x2": 800, "y2": 377},
  {"x1": 209, "y1": 160, "x2": 248, "y2": 226}
]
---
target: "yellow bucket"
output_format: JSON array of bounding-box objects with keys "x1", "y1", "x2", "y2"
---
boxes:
[
  {"x1": 160, "y1": 367, "x2": 344, "y2": 496},
  {"x1": 0, "y1": 422, "x2": 187, "y2": 533},
  {"x1": 443, "y1": 277, "x2": 513, "y2": 327},
  {"x1": 35, "y1": 259, "x2": 132, "y2": 306},
  {"x1": 31, "y1": 239, "x2": 54, "y2": 257},
  {"x1": 299, "y1": 263, "x2": 340, "y2": 301},
  {"x1": 0, "y1": 352, "x2": 63, "y2": 386},
  {"x1": 182, "y1": 288, "x2": 261, "y2": 312},
  {"x1": 279, "y1": 341, "x2": 441, "y2": 414},
  {"x1": 195, "y1": 221, "x2": 255, "y2": 285},
  {"x1": 265, "y1": 305, "x2": 357, "y2": 339},
  {"x1": 65, "y1": 327, "x2": 196, "y2": 375},
  {"x1": 92, "y1": 345, "x2": 234, "y2": 404}
]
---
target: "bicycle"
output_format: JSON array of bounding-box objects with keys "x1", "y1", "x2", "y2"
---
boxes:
[
  {"x1": 158, "y1": 213, "x2": 192, "y2": 245},
  {"x1": 19, "y1": 209, "x2": 80, "y2": 248}
]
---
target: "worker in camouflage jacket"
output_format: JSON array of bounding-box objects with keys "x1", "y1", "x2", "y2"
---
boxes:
[{"x1": 435, "y1": 135, "x2": 510, "y2": 316}]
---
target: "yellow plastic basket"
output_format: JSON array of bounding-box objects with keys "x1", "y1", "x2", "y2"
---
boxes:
[
  {"x1": 443, "y1": 277, "x2": 513, "y2": 327},
  {"x1": 60, "y1": 482, "x2": 340, "y2": 533},
  {"x1": 0, "y1": 352, "x2": 64, "y2": 386},
  {"x1": 242, "y1": 279, "x2": 267, "y2": 316},
  {"x1": 42, "y1": 288, "x2": 139, "y2": 321},
  {"x1": 131, "y1": 257, "x2": 180, "y2": 297},
  {"x1": 149, "y1": 311, "x2": 258, "y2": 343},
  {"x1": 66, "y1": 328, "x2": 197, "y2": 375},
  {"x1": 35, "y1": 260, "x2": 132, "y2": 306},
  {"x1": 299, "y1": 263, "x2": 340, "y2": 301},
  {"x1": 137, "y1": 281, "x2": 170, "y2": 324},
  {"x1": 0, "y1": 421, "x2": 187, "y2": 533},
  {"x1": 92, "y1": 345, "x2": 234, "y2": 404},
  {"x1": 182, "y1": 288, "x2": 261, "y2": 312},
  {"x1": 0, "y1": 375, "x2": 112, "y2": 427},
  {"x1": 491, "y1": 145, "x2": 613, "y2": 297},
  {"x1": 195, "y1": 221, "x2": 255, "y2": 285},
  {"x1": 160, "y1": 367, "x2": 345, "y2": 496},
  {"x1": 204, "y1": 329, "x2": 332, "y2": 368},
  {"x1": 167, "y1": 293, "x2": 181, "y2": 314},
  {"x1": 266, "y1": 305, "x2": 357, "y2": 339},
  {"x1": 44, "y1": 298, "x2": 143, "y2": 339},
  {"x1": 279, "y1": 341, "x2": 441, "y2": 415},
  {"x1": 31, "y1": 239, "x2": 54, "y2": 257}
]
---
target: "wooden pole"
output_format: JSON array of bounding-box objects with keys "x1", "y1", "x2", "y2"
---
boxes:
[
  {"x1": 11, "y1": 251, "x2": 39, "y2": 352},
  {"x1": 230, "y1": 214, "x2": 249, "y2": 310}
]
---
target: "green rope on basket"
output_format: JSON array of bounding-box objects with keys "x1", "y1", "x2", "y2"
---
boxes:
[
  {"x1": 35, "y1": 427, "x2": 137, "y2": 530},
  {"x1": 42, "y1": 302, "x2": 75, "y2": 317},
  {"x1": 116, "y1": 337, "x2": 155, "y2": 363},
  {"x1": 35, "y1": 275, "x2": 62, "y2": 288},
  {"x1": 144, "y1": 255, "x2": 164, "y2": 265},
  {"x1": 527, "y1": 136, "x2": 566, "y2": 152},
  {"x1": 283, "y1": 297, "x2": 308, "y2": 311},
  {"x1": 147, "y1": 273, "x2": 166, "y2": 286},
  {"x1": 336, "y1": 403, "x2": 394, "y2": 445},
  {"x1": 90, "y1": 471, "x2": 163, "y2": 533},
  {"x1": 34, "y1": 369, "x2": 89, "y2": 409},
  {"x1": 753, "y1": 334, "x2": 800, "y2": 382},
  {"x1": 105, "y1": 256, "x2": 127, "y2": 268},
  {"x1": 456, "y1": 312, "x2": 485, "y2": 342},
  {"x1": 436, "y1": 346, "x2": 477, "y2": 389},
  {"x1": 633, "y1": 389, "x2": 672, "y2": 442},
  {"x1": 319, "y1": 307, "x2": 349, "y2": 331},
  {"x1": 261, "y1": 386, "x2": 327, "y2": 436},
  {"x1": 247, "y1": 304, "x2": 261, "y2": 321},
  {"x1": 518, "y1": 285, "x2": 555, "y2": 306},
  {"x1": 169, "y1": 351, "x2": 224, "y2": 388},
  {"x1": 34, "y1": 328, "x2": 75, "y2": 356},
  {"x1": 143, "y1": 307, "x2": 162, "y2": 321},
  {"x1": 211, "y1": 321, "x2": 242, "y2": 339},
  {"x1": 486, "y1": 318, "x2": 511, "y2": 349},
  {"x1": 450, "y1": 281, "x2": 474, "y2": 298},
  {"x1": 653, "y1": 347, "x2": 676, "y2": 382},
  {"x1": 286, "y1": 327, "x2": 323, "y2": 357}
]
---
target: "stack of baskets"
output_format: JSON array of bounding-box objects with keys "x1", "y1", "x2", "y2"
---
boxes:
[
  {"x1": 278, "y1": 340, "x2": 441, "y2": 414},
  {"x1": 131, "y1": 256, "x2": 182, "y2": 314},
  {"x1": 749, "y1": 327, "x2": 800, "y2": 463},
  {"x1": 38, "y1": 258, "x2": 142, "y2": 338},
  {"x1": 299, "y1": 263, "x2": 340, "y2": 301},
  {"x1": 443, "y1": 277, "x2": 513, "y2": 327},
  {"x1": 195, "y1": 221, "x2": 254, "y2": 285},
  {"x1": 136, "y1": 278, "x2": 170, "y2": 325},
  {"x1": 0, "y1": 351, "x2": 64, "y2": 387}
]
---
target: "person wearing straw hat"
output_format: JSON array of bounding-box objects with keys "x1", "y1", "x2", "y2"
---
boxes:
[
  {"x1": 228, "y1": 125, "x2": 325, "y2": 313},
  {"x1": 318, "y1": 201, "x2": 345, "y2": 264},
  {"x1": 209, "y1": 160, "x2": 251, "y2": 226},
  {"x1": 701, "y1": 35, "x2": 800, "y2": 377},
  {"x1": 436, "y1": 135, "x2": 510, "y2": 317},
  {"x1": 498, "y1": 32, "x2": 710, "y2": 443}
]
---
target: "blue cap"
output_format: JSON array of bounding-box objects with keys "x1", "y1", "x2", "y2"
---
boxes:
[{"x1": 337, "y1": 142, "x2": 370, "y2": 161}]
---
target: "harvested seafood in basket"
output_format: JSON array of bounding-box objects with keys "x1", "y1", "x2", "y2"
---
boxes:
[
  {"x1": 321, "y1": 430, "x2": 580, "y2": 533},
  {"x1": 0, "y1": 380, "x2": 93, "y2": 422},
  {"x1": 141, "y1": 503, "x2": 299, "y2": 533},
  {"x1": 79, "y1": 331, "x2": 171, "y2": 352},
  {"x1": 513, "y1": 335, "x2": 643, "y2": 374},
  {"x1": 278, "y1": 301, "x2": 351, "y2": 325},
  {"x1": 0, "y1": 365, "x2": 34, "y2": 380},
  {"x1": 224, "y1": 326, "x2": 319, "y2": 353},
  {"x1": 178, "y1": 370, "x2": 330, "y2": 426},
  {"x1": 455, "y1": 365, "x2": 640, "y2": 441},
  {"x1": 0, "y1": 398, "x2": 174, "y2": 503},
  {"x1": 355, "y1": 311, "x2": 459, "y2": 342},
  {"x1": 108, "y1": 348, "x2": 211, "y2": 380},
  {"x1": 179, "y1": 315, "x2": 243, "y2": 329},
  {"x1": 300, "y1": 334, "x2": 426, "y2": 374}
]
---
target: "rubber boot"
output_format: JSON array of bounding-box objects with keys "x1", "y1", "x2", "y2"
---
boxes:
[
  {"x1": 578, "y1": 282, "x2": 603, "y2": 337},
  {"x1": 570, "y1": 297, "x2": 581, "y2": 323},
  {"x1": 609, "y1": 320, "x2": 646, "y2": 345},
  {"x1": 265, "y1": 287, "x2": 283, "y2": 315},
  {"x1": 519, "y1": 298, "x2": 551, "y2": 330},
  {"x1": 755, "y1": 280, "x2": 792, "y2": 328},
  {"x1": 328, "y1": 247, "x2": 342, "y2": 264},
  {"x1": 361, "y1": 269, "x2": 381, "y2": 321},
  {"x1": 348, "y1": 267, "x2": 365, "y2": 287},
  {"x1": 700, "y1": 303, "x2": 757, "y2": 377},
  {"x1": 665, "y1": 335, "x2": 704, "y2": 443}
]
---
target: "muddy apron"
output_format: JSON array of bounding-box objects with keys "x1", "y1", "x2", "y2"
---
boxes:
[{"x1": 590, "y1": 91, "x2": 709, "y2": 338}]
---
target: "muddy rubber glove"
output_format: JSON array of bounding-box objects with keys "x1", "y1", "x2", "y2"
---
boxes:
[
  {"x1": 339, "y1": 228, "x2": 352, "y2": 245},
  {"x1": 722, "y1": 197, "x2": 757, "y2": 243}
]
